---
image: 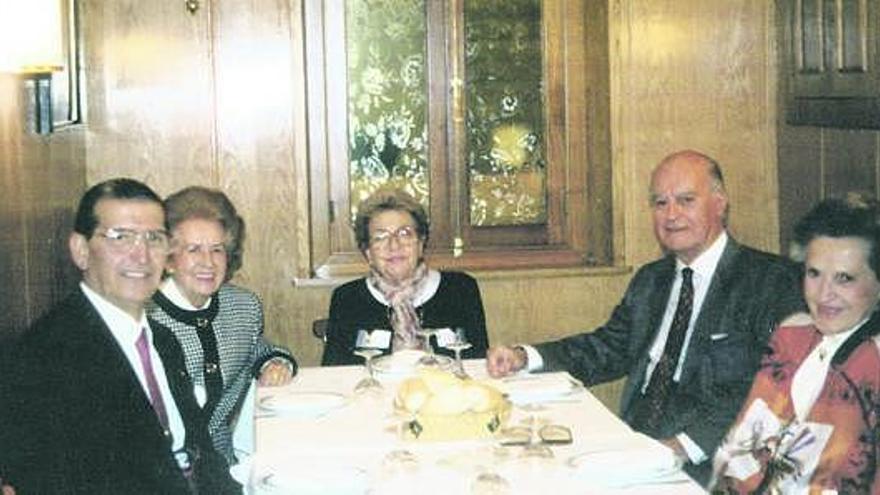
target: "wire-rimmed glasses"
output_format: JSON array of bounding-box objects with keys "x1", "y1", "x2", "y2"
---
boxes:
[
  {"x1": 94, "y1": 227, "x2": 169, "y2": 253},
  {"x1": 352, "y1": 348, "x2": 383, "y2": 395}
]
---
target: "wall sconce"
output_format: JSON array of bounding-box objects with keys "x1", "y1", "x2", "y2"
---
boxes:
[{"x1": 0, "y1": 0, "x2": 65, "y2": 135}]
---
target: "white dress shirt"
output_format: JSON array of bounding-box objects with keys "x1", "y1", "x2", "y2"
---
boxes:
[
  {"x1": 643, "y1": 232, "x2": 728, "y2": 386},
  {"x1": 80, "y1": 282, "x2": 188, "y2": 466}
]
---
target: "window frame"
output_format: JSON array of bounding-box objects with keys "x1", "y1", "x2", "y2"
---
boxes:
[{"x1": 305, "y1": 0, "x2": 610, "y2": 279}]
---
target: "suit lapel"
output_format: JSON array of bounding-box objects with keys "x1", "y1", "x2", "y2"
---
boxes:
[
  {"x1": 644, "y1": 257, "x2": 677, "y2": 352},
  {"x1": 676, "y1": 240, "x2": 741, "y2": 386},
  {"x1": 72, "y1": 291, "x2": 172, "y2": 436},
  {"x1": 623, "y1": 257, "x2": 677, "y2": 411}
]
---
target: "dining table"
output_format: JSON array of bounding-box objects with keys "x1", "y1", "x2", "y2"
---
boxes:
[{"x1": 231, "y1": 357, "x2": 707, "y2": 495}]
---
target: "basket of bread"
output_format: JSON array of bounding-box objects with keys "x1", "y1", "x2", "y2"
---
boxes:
[{"x1": 393, "y1": 368, "x2": 511, "y2": 441}]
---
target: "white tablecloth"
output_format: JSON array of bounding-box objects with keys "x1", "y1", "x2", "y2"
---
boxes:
[{"x1": 233, "y1": 360, "x2": 706, "y2": 495}]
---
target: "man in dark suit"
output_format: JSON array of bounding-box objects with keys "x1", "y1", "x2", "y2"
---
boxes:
[
  {"x1": 487, "y1": 150, "x2": 804, "y2": 485},
  {"x1": 0, "y1": 179, "x2": 240, "y2": 494}
]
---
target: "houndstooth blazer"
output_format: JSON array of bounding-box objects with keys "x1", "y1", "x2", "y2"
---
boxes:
[{"x1": 148, "y1": 283, "x2": 295, "y2": 463}]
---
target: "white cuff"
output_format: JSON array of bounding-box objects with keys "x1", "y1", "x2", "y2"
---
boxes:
[
  {"x1": 521, "y1": 345, "x2": 544, "y2": 372},
  {"x1": 676, "y1": 432, "x2": 708, "y2": 464}
]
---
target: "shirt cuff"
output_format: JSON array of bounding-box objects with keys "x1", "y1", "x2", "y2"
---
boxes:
[
  {"x1": 521, "y1": 345, "x2": 544, "y2": 372},
  {"x1": 676, "y1": 432, "x2": 708, "y2": 465}
]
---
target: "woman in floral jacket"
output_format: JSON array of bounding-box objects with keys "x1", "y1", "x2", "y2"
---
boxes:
[{"x1": 712, "y1": 196, "x2": 880, "y2": 494}]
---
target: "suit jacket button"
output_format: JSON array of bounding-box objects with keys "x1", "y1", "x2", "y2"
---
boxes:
[{"x1": 205, "y1": 362, "x2": 219, "y2": 374}]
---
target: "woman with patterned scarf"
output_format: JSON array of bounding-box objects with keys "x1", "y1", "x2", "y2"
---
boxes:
[{"x1": 322, "y1": 189, "x2": 488, "y2": 366}]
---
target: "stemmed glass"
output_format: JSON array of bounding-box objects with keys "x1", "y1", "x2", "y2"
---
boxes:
[
  {"x1": 516, "y1": 404, "x2": 554, "y2": 459},
  {"x1": 414, "y1": 327, "x2": 442, "y2": 367},
  {"x1": 445, "y1": 327, "x2": 472, "y2": 378},
  {"x1": 353, "y1": 348, "x2": 383, "y2": 394}
]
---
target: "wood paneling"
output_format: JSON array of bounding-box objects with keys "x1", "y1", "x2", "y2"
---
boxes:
[
  {"x1": 611, "y1": 0, "x2": 781, "y2": 265},
  {"x1": 77, "y1": 0, "x2": 783, "y2": 411},
  {"x1": 777, "y1": 2, "x2": 880, "y2": 251},
  {"x1": 0, "y1": 74, "x2": 86, "y2": 340},
  {"x1": 82, "y1": 0, "x2": 215, "y2": 191}
]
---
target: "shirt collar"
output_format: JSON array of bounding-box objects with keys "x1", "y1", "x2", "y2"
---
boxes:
[
  {"x1": 821, "y1": 317, "x2": 867, "y2": 349},
  {"x1": 80, "y1": 281, "x2": 148, "y2": 345},
  {"x1": 366, "y1": 268, "x2": 441, "y2": 307},
  {"x1": 159, "y1": 277, "x2": 212, "y2": 310},
  {"x1": 676, "y1": 231, "x2": 728, "y2": 279}
]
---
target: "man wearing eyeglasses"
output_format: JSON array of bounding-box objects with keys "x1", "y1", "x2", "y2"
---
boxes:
[{"x1": 0, "y1": 178, "x2": 240, "y2": 494}]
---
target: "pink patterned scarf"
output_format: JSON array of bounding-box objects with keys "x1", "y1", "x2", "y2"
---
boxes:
[{"x1": 369, "y1": 262, "x2": 429, "y2": 352}]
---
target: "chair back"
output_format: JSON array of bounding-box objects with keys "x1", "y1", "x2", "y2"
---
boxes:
[{"x1": 312, "y1": 318, "x2": 329, "y2": 343}]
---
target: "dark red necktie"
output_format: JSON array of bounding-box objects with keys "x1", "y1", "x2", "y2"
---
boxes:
[
  {"x1": 637, "y1": 267, "x2": 694, "y2": 434},
  {"x1": 135, "y1": 328, "x2": 170, "y2": 431}
]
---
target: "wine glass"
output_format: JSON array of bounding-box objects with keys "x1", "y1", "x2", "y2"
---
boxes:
[
  {"x1": 516, "y1": 404, "x2": 554, "y2": 459},
  {"x1": 414, "y1": 327, "x2": 442, "y2": 367},
  {"x1": 445, "y1": 327, "x2": 472, "y2": 379},
  {"x1": 470, "y1": 471, "x2": 511, "y2": 495},
  {"x1": 353, "y1": 348, "x2": 383, "y2": 394}
]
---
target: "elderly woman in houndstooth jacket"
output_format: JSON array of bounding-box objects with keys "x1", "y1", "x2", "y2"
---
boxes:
[{"x1": 148, "y1": 186, "x2": 296, "y2": 464}]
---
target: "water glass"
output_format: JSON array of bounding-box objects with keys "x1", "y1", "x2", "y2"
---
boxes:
[
  {"x1": 445, "y1": 327, "x2": 473, "y2": 378},
  {"x1": 353, "y1": 348, "x2": 383, "y2": 394}
]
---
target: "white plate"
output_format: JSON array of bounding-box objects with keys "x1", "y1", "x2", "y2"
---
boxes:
[
  {"x1": 566, "y1": 446, "x2": 686, "y2": 488},
  {"x1": 231, "y1": 457, "x2": 368, "y2": 495},
  {"x1": 372, "y1": 350, "x2": 453, "y2": 376},
  {"x1": 498, "y1": 372, "x2": 582, "y2": 405},
  {"x1": 258, "y1": 391, "x2": 348, "y2": 417}
]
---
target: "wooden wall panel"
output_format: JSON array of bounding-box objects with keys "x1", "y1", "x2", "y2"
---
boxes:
[
  {"x1": 211, "y1": 0, "x2": 310, "y2": 357},
  {"x1": 611, "y1": 0, "x2": 781, "y2": 269},
  {"x1": 0, "y1": 75, "x2": 85, "y2": 341},
  {"x1": 0, "y1": 75, "x2": 30, "y2": 339},
  {"x1": 81, "y1": 0, "x2": 215, "y2": 191},
  {"x1": 822, "y1": 130, "x2": 879, "y2": 200},
  {"x1": 776, "y1": 2, "x2": 880, "y2": 250},
  {"x1": 776, "y1": 125, "x2": 822, "y2": 254}
]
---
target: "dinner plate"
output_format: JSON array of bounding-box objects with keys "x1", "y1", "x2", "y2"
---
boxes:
[
  {"x1": 566, "y1": 445, "x2": 687, "y2": 488},
  {"x1": 258, "y1": 391, "x2": 348, "y2": 417},
  {"x1": 231, "y1": 457, "x2": 368, "y2": 495},
  {"x1": 372, "y1": 350, "x2": 453, "y2": 376},
  {"x1": 498, "y1": 372, "x2": 583, "y2": 405}
]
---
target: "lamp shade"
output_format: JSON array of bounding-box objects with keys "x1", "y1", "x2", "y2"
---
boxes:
[{"x1": 0, "y1": 0, "x2": 64, "y2": 73}]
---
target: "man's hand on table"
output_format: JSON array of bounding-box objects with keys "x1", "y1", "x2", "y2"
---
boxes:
[
  {"x1": 1, "y1": 477, "x2": 15, "y2": 495},
  {"x1": 486, "y1": 345, "x2": 528, "y2": 378},
  {"x1": 258, "y1": 358, "x2": 295, "y2": 386}
]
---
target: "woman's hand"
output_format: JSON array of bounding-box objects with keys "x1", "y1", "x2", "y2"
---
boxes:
[{"x1": 258, "y1": 358, "x2": 295, "y2": 386}]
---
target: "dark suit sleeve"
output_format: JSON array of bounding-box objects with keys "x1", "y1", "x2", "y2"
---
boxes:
[{"x1": 534, "y1": 266, "x2": 653, "y2": 386}]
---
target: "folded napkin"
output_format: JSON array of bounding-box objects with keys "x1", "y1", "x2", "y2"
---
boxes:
[
  {"x1": 567, "y1": 436, "x2": 686, "y2": 488},
  {"x1": 497, "y1": 372, "x2": 581, "y2": 404}
]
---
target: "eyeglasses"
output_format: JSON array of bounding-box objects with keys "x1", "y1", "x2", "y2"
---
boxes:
[
  {"x1": 95, "y1": 227, "x2": 170, "y2": 252},
  {"x1": 369, "y1": 225, "x2": 419, "y2": 248}
]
